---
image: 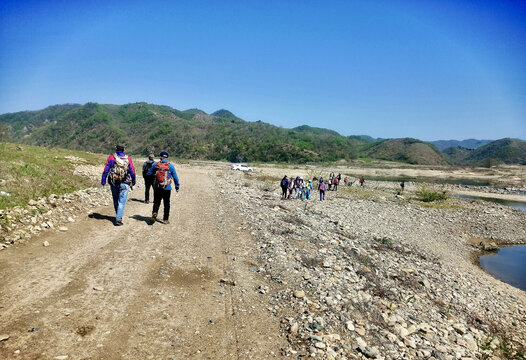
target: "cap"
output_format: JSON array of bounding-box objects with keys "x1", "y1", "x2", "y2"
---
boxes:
[
  {"x1": 160, "y1": 151, "x2": 169, "y2": 158},
  {"x1": 115, "y1": 144, "x2": 125, "y2": 151}
]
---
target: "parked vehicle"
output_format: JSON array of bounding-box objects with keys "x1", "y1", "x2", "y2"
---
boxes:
[{"x1": 231, "y1": 164, "x2": 253, "y2": 172}]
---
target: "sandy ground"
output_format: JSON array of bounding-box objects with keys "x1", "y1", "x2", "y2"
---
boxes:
[{"x1": 0, "y1": 167, "x2": 286, "y2": 359}]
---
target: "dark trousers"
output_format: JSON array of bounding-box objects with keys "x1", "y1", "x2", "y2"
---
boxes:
[
  {"x1": 153, "y1": 187, "x2": 171, "y2": 220},
  {"x1": 281, "y1": 186, "x2": 288, "y2": 199},
  {"x1": 144, "y1": 176, "x2": 155, "y2": 202}
]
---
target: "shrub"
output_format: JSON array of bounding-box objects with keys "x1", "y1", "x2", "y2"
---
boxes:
[{"x1": 415, "y1": 187, "x2": 449, "y2": 202}]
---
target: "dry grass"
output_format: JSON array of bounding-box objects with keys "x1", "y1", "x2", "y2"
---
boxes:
[{"x1": 0, "y1": 143, "x2": 105, "y2": 209}]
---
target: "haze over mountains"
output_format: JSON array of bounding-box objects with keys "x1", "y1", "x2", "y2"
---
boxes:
[{"x1": 0, "y1": 102, "x2": 525, "y2": 166}]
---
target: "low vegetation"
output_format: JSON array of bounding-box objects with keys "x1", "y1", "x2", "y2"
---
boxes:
[
  {"x1": 0, "y1": 143, "x2": 104, "y2": 209},
  {"x1": 415, "y1": 186, "x2": 449, "y2": 202}
]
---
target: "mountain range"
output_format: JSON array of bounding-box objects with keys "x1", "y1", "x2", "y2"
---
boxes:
[{"x1": 0, "y1": 102, "x2": 525, "y2": 166}]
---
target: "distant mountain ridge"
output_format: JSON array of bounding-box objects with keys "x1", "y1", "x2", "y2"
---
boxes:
[
  {"x1": 430, "y1": 139, "x2": 493, "y2": 151},
  {"x1": 0, "y1": 102, "x2": 524, "y2": 165}
]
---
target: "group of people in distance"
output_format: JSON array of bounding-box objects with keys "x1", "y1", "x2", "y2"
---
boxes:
[
  {"x1": 280, "y1": 176, "x2": 314, "y2": 201},
  {"x1": 100, "y1": 144, "x2": 180, "y2": 226},
  {"x1": 280, "y1": 172, "x2": 367, "y2": 201}
]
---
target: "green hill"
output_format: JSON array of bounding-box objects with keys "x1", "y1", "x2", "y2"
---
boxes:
[
  {"x1": 365, "y1": 138, "x2": 449, "y2": 165},
  {"x1": 2, "y1": 103, "x2": 523, "y2": 165},
  {"x1": 0, "y1": 102, "x2": 368, "y2": 163},
  {"x1": 463, "y1": 138, "x2": 526, "y2": 165},
  {"x1": 442, "y1": 146, "x2": 474, "y2": 165}
]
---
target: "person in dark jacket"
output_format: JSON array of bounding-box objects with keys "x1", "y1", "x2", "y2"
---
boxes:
[
  {"x1": 142, "y1": 154, "x2": 155, "y2": 203},
  {"x1": 101, "y1": 144, "x2": 136, "y2": 226},
  {"x1": 280, "y1": 176, "x2": 289, "y2": 200},
  {"x1": 147, "y1": 151, "x2": 180, "y2": 225}
]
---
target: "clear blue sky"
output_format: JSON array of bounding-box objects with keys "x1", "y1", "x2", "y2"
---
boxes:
[{"x1": 1, "y1": 0, "x2": 525, "y2": 140}]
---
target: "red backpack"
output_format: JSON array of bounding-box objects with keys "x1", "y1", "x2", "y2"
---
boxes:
[{"x1": 155, "y1": 162, "x2": 172, "y2": 188}]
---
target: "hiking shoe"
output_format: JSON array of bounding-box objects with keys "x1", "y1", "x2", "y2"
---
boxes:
[
  {"x1": 163, "y1": 220, "x2": 170, "y2": 225},
  {"x1": 115, "y1": 220, "x2": 123, "y2": 226},
  {"x1": 150, "y1": 213, "x2": 157, "y2": 225},
  {"x1": 145, "y1": 200, "x2": 149, "y2": 204}
]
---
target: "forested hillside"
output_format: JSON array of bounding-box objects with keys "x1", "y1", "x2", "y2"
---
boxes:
[
  {"x1": 1, "y1": 102, "x2": 524, "y2": 165},
  {"x1": 364, "y1": 138, "x2": 449, "y2": 165},
  {"x1": 0, "y1": 103, "x2": 370, "y2": 163}
]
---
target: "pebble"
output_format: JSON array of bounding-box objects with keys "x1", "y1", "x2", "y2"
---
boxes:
[
  {"x1": 293, "y1": 290, "x2": 305, "y2": 298},
  {"x1": 43, "y1": 241, "x2": 50, "y2": 247}
]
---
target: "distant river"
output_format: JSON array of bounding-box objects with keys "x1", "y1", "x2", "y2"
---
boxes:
[
  {"x1": 454, "y1": 194, "x2": 526, "y2": 212},
  {"x1": 479, "y1": 245, "x2": 526, "y2": 292}
]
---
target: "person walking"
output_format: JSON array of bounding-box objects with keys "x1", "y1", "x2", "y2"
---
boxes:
[
  {"x1": 147, "y1": 151, "x2": 180, "y2": 225},
  {"x1": 359, "y1": 176, "x2": 365, "y2": 187},
  {"x1": 287, "y1": 176, "x2": 294, "y2": 199},
  {"x1": 333, "y1": 176, "x2": 339, "y2": 191},
  {"x1": 280, "y1": 175, "x2": 289, "y2": 200},
  {"x1": 101, "y1": 144, "x2": 136, "y2": 226},
  {"x1": 142, "y1": 154, "x2": 155, "y2": 204},
  {"x1": 318, "y1": 179, "x2": 326, "y2": 201},
  {"x1": 305, "y1": 180, "x2": 313, "y2": 200}
]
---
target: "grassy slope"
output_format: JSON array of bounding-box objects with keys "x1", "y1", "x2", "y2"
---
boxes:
[
  {"x1": 0, "y1": 143, "x2": 105, "y2": 209},
  {"x1": 465, "y1": 138, "x2": 526, "y2": 165},
  {"x1": 365, "y1": 138, "x2": 448, "y2": 165}
]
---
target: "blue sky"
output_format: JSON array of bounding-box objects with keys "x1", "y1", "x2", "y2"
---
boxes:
[{"x1": 1, "y1": 0, "x2": 525, "y2": 140}]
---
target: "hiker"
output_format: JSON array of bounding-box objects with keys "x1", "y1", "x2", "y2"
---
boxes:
[
  {"x1": 287, "y1": 177, "x2": 294, "y2": 199},
  {"x1": 305, "y1": 180, "x2": 313, "y2": 200},
  {"x1": 101, "y1": 144, "x2": 136, "y2": 226},
  {"x1": 318, "y1": 179, "x2": 326, "y2": 201},
  {"x1": 327, "y1": 177, "x2": 332, "y2": 191},
  {"x1": 332, "y1": 176, "x2": 339, "y2": 191},
  {"x1": 295, "y1": 177, "x2": 304, "y2": 200},
  {"x1": 359, "y1": 176, "x2": 365, "y2": 187},
  {"x1": 400, "y1": 180, "x2": 405, "y2": 192},
  {"x1": 147, "y1": 151, "x2": 180, "y2": 225},
  {"x1": 142, "y1": 154, "x2": 155, "y2": 204},
  {"x1": 344, "y1": 176, "x2": 349, "y2": 186},
  {"x1": 297, "y1": 177, "x2": 305, "y2": 200},
  {"x1": 280, "y1": 176, "x2": 289, "y2": 199}
]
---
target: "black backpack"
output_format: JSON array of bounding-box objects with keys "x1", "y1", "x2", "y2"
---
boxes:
[{"x1": 142, "y1": 159, "x2": 155, "y2": 177}]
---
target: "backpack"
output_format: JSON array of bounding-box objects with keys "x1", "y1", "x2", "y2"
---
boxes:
[
  {"x1": 281, "y1": 179, "x2": 288, "y2": 187},
  {"x1": 155, "y1": 162, "x2": 172, "y2": 188},
  {"x1": 109, "y1": 153, "x2": 129, "y2": 183},
  {"x1": 142, "y1": 159, "x2": 155, "y2": 177},
  {"x1": 319, "y1": 183, "x2": 326, "y2": 191}
]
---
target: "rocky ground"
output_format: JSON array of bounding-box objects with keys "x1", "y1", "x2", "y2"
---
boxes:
[
  {"x1": 0, "y1": 161, "x2": 525, "y2": 359},
  {"x1": 216, "y1": 164, "x2": 526, "y2": 359}
]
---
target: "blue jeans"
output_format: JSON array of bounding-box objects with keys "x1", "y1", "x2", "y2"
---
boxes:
[{"x1": 110, "y1": 183, "x2": 130, "y2": 221}]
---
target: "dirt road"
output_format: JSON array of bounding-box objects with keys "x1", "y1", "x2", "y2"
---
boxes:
[{"x1": 0, "y1": 167, "x2": 285, "y2": 359}]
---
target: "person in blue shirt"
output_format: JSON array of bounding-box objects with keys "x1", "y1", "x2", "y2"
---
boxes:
[{"x1": 147, "y1": 151, "x2": 180, "y2": 225}]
